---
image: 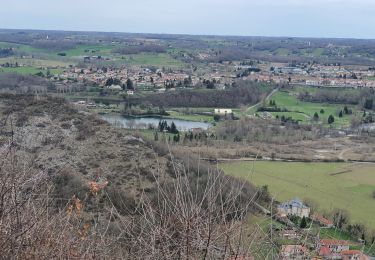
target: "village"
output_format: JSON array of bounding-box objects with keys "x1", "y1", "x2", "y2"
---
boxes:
[
  {"x1": 261, "y1": 198, "x2": 374, "y2": 260},
  {"x1": 44, "y1": 61, "x2": 375, "y2": 95}
]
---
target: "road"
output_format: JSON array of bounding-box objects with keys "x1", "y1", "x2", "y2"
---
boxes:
[{"x1": 246, "y1": 87, "x2": 279, "y2": 113}]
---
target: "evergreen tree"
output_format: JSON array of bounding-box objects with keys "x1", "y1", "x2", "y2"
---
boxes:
[
  {"x1": 170, "y1": 122, "x2": 178, "y2": 134},
  {"x1": 105, "y1": 77, "x2": 114, "y2": 86},
  {"x1": 173, "y1": 133, "x2": 180, "y2": 143},
  {"x1": 313, "y1": 112, "x2": 319, "y2": 121},
  {"x1": 364, "y1": 99, "x2": 373, "y2": 110},
  {"x1": 328, "y1": 115, "x2": 335, "y2": 124},
  {"x1": 339, "y1": 110, "x2": 343, "y2": 118},
  {"x1": 126, "y1": 79, "x2": 134, "y2": 90},
  {"x1": 300, "y1": 216, "x2": 307, "y2": 229}
]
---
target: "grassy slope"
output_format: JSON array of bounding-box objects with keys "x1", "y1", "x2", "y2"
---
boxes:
[
  {"x1": 221, "y1": 161, "x2": 375, "y2": 228},
  {"x1": 269, "y1": 89, "x2": 359, "y2": 128}
]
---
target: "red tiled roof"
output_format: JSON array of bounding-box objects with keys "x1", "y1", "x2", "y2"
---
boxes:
[
  {"x1": 319, "y1": 246, "x2": 331, "y2": 256},
  {"x1": 312, "y1": 213, "x2": 334, "y2": 226},
  {"x1": 320, "y1": 239, "x2": 349, "y2": 246}
]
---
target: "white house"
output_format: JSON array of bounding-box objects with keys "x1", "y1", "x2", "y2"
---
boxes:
[
  {"x1": 280, "y1": 245, "x2": 309, "y2": 260},
  {"x1": 214, "y1": 109, "x2": 233, "y2": 115},
  {"x1": 277, "y1": 198, "x2": 310, "y2": 218},
  {"x1": 318, "y1": 239, "x2": 350, "y2": 254},
  {"x1": 108, "y1": 85, "x2": 122, "y2": 90}
]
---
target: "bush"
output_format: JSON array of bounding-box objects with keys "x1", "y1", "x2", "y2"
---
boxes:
[{"x1": 53, "y1": 169, "x2": 89, "y2": 207}]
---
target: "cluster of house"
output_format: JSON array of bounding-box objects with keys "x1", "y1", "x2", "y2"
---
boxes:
[
  {"x1": 277, "y1": 199, "x2": 371, "y2": 260},
  {"x1": 51, "y1": 60, "x2": 245, "y2": 93},
  {"x1": 54, "y1": 66, "x2": 210, "y2": 91},
  {"x1": 242, "y1": 64, "x2": 375, "y2": 89},
  {"x1": 281, "y1": 243, "x2": 370, "y2": 260}
]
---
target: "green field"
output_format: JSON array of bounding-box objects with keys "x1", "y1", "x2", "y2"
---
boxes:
[
  {"x1": 0, "y1": 56, "x2": 73, "y2": 68},
  {"x1": 221, "y1": 161, "x2": 375, "y2": 228},
  {"x1": 313, "y1": 48, "x2": 325, "y2": 56},
  {"x1": 63, "y1": 44, "x2": 116, "y2": 57},
  {"x1": 275, "y1": 48, "x2": 289, "y2": 56},
  {"x1": 249, "y1": 88, "x2": 360, "y2": 128},
  {"x1": 0, "y1": 66, "x2": 62, "y2": 75},
  {"x1": 117, "y1": 53, "x2": 184, "y2": 67}
]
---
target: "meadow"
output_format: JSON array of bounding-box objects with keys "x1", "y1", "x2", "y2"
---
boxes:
[
  {"x1": 220, "y1": 161, "x2": 375, "y2": 228},
  {"x1": 115, "y1": 53, "x2": 184, "y2": 67},
  {"x1": 249, "y1": 87, "x2": 361, "y2": 128},
  {"x1": 0, "y1": 66, "x2": 62, "y2": 75}
]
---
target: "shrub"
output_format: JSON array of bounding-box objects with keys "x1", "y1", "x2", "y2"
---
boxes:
[{"x1": 53, "y1": 168, "x2": 89, "y2": 207}]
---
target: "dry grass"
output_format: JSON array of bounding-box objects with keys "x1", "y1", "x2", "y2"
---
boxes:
[{"x1": 0, "y1": 95, "x2": 277, "y2": 259}]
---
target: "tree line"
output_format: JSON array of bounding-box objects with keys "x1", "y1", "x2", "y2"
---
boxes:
[
  {"x1": 114, "y1": 44, "x2": 167, "y2": 55},
  {"x1": 140, "y1": 82, "x2": 268, "y2": 108},
  {"x1": 298, "y1": 88, "x2": 375, "y2": 111}
]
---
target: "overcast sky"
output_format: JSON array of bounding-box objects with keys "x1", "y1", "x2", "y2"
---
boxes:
[{"x1": 1, "y1": 0, "x2": 374, "y2": 39}]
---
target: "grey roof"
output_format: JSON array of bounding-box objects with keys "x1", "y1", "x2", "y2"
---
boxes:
[{"x1": 278, "y1": 198, "x2": 309, "y2": 210}]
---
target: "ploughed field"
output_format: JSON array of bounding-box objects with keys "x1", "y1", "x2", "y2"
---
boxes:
[{"x1": 221, "y1": 161, "x2": 375, "y2": 228}]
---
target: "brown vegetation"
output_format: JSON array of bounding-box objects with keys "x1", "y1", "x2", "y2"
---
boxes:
[
  {"x1": 0, "y1": 94, "x2": 273, "y2": 258},
  {"x1": 141, "y1": 82, "x2": 268, "y2": 108}
]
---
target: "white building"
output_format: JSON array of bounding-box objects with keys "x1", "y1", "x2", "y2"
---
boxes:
[
  {"x1": 214, "y1": 109, "x2": 233, "y2": 115},
  {"x1": 277, "y1": 198, "x2": 310, "y2": 218},
  {"x1": 108, "y1": 85, "x2": 122, "y2": 90}
]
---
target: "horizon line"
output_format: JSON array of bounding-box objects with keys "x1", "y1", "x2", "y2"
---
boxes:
[{"x1": 1, "y1": 27, "x2": 375, "y2": 41}]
